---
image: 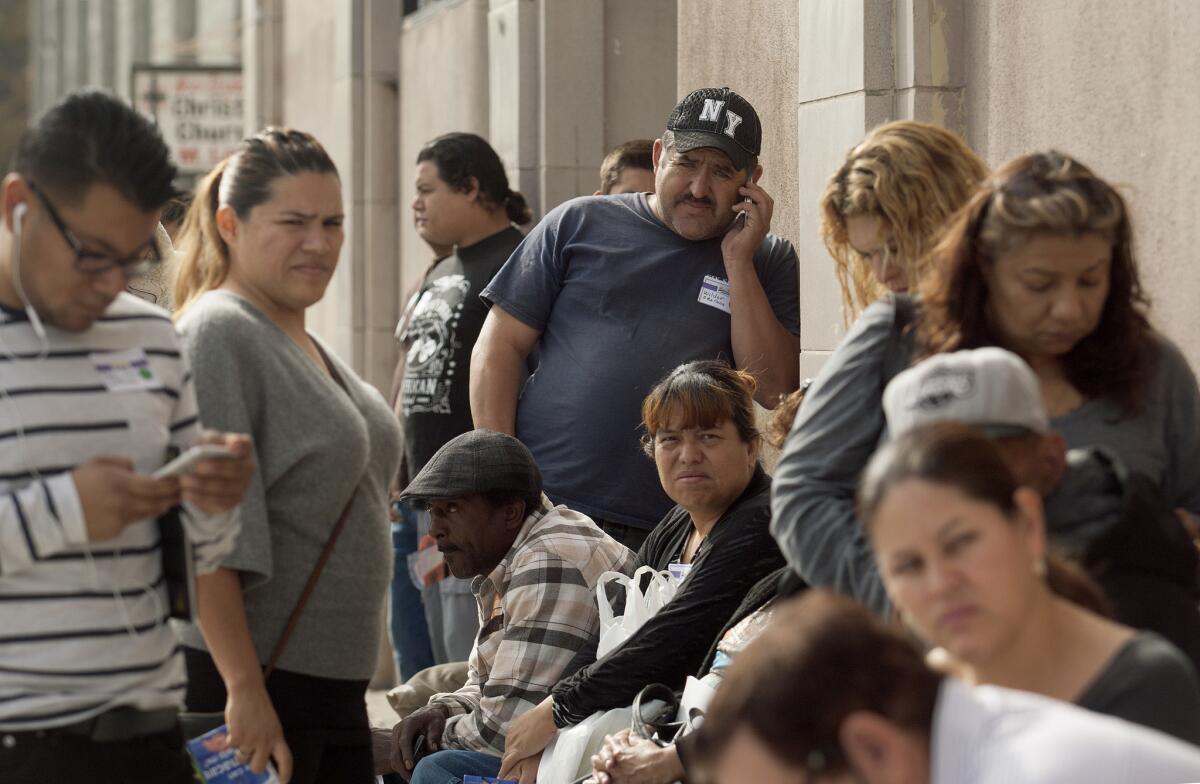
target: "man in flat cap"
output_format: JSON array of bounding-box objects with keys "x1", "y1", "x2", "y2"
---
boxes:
[
  {"x1": 386, "y1": 429, "x2": 634, "y2": 783},
  {"x1": 471, "y1": 86, "x2": 800, "y2": 554}
]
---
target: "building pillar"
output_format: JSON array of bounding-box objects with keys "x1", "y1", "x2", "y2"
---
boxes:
[
  {"x1": 537, "y1": 0, "x2": 604, "y2": 211},
  {"x1": 242, "y1": 0, "x2": 283, "y2": 132},
  {"x1": 87, "y1": 0, "x2": 117, "y2": 90},
  {"x1": 361, "y1": 0, "x2": 402, "y2": 394},
  {"x1": 795, "y1": 0, "x2": 894, "y2": 369},
  {"x1": 196, "y1": 0, "x2": 241, "y2": 64},
  {"x1": 487, "y1": 0, "x2": 540, "y2": 214},
  {"x1": 893, "y1": 0, "x2": 966, "y2": 131},
  {"x1": 113, "y1": 0, "x2": 150, "y2": 100}
]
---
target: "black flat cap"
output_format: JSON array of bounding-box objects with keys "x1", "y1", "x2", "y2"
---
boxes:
[{"x1": 400, "y1": 429, "x2": 542, "y2": 502}]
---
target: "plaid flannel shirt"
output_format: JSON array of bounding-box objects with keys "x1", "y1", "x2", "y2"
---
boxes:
[{"x1": 430, "y1": 498, "x2": 636, "y2": 755}]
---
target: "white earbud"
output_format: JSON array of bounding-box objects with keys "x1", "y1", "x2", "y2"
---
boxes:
[{"x1": 12, "y1": 202, "x2": 26, "y2": 237}]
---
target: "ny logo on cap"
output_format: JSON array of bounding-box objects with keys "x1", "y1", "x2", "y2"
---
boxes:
[{"x1": 698, "y1": 98, "x2": 744, "y2": 140}]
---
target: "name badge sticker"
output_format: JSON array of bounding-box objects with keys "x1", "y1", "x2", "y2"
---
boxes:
[
  {"x1": 91, "y1": 348, "x2": 162, "y2": 392},
  {"x1": 698, "y1": 275, "x2": 732, "y2": 314},
  {"x1": 668, "y1": 562, "x2": 693, "y2": 584}
]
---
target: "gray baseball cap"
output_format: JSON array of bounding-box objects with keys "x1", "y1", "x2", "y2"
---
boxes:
[
  {"x1": 400, "y1": 429, "x2": 542, "y2": 502},
  {"x1": 883, "y1": 348, "x2": 1050, "y2": 439}
]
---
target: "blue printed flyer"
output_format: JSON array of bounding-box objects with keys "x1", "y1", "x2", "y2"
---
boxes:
[{"x1": 186, "y1": 724, "x2": 280, "y2": 783}]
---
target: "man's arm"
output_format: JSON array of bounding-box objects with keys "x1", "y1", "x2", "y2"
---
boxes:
[
  {"x1": 470, "y1": 305, "x2": 542, "y2": 434},
  {"x1": 438, "y1": 552, "x2": 599, "y2": 756},
  {"x1": 722, "y1": 179, "x2": 799, "y2": 407}
]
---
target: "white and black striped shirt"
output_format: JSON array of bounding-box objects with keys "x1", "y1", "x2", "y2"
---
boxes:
[{"x1": 0, "y1": 293, "x2": 238, "y2": 730}]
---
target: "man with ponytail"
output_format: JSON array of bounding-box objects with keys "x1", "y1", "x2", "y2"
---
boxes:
[
  {"x1": 0, "y1": 91, "x2": 253, "y2": 783},
  {"x1": 390, "y1": 133, "x2": 534, "y2": 669}
]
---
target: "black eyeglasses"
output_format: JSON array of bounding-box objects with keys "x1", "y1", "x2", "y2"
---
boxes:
[{"x1": 27, "y1": 182, "x2": 161, "y2": 276}]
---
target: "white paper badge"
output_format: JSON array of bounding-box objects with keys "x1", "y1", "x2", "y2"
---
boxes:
[
  {"x1": 91, "y1": 348, "x2": 162, "y2": 392},
  {"x1": 697, "y1": 274, "x2": 732, "y2": 314}
]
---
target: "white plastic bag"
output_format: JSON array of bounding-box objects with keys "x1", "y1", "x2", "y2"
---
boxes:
[
  {"x1": 536, "y1": 706, "x2": 631, "y2": 784},
  {"x1": 596, "y1": 565, "x2": 678, "y2": 659}
]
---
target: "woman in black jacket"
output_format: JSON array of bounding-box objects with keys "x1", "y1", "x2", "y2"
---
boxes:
[{"x1": 498, "y1": 360, "x2": 786, "y2": 779}]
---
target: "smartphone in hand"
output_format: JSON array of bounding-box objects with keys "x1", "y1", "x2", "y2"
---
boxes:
[{"x1": 154, "y1": 444, "x2": 236, "y2": 479}]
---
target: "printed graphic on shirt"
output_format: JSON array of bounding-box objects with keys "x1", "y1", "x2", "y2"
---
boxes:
[{"x1": 401, "y1": 274, "x2": 470, "y2": 416}]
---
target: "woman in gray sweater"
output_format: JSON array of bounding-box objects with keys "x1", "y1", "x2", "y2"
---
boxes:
[{"x1": 172, "y1": 129, "x2": 401, "y2": 784}]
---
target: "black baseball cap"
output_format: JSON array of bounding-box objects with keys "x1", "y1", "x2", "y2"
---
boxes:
[
  {"x1": 665, "y1": 87, "x2": 762, "y2": 172},
  {"x1": 400, "y1": 429, "x2": 542, "y2": 503}
]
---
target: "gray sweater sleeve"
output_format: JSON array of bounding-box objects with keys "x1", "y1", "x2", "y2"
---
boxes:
[
  {"x1": 769, "y1": 299, "x2": 897, "y2": 615},
  {"x1": 178, "y1": 304, "x2": 274, "y2": 589}
]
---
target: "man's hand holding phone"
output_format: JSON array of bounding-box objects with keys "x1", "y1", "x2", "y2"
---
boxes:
[
  {"x1": 73, "y1": 457, "x2": 182, "y2": 541},
  {"x1": 720, "y1": 178, "x2": 774, "y2": 266},
  {"x1": 176, "y1": 431, "x2": 256, "y2": 516}
]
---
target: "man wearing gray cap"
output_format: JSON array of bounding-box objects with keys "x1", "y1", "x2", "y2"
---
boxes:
[
  {"x1": 471, "y1": 87, "x2": 800, "y2": 553},
  {"x1": 384, "y1": 429, "x2": 634, "y2": 784},
  {"x1": 884, "y1": 347, "x2": 1200, "y2": 671}
]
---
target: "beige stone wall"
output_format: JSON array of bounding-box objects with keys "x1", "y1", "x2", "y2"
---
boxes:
[
  {"x1": 603, "y1": 0, "x2": 678, "y2": 154},
  {"x1": 676, "y1": 0, "x2": 800, "y2": 285},
  {"x1": 397, "y1": 0, "x2": 491, "y2": 296},
  {"x1": 963, "y1": 0, "x2": 1200, "y2": 371}
]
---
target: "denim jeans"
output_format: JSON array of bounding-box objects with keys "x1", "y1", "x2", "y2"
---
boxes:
[
  {"x1": 391, "y1": 502, "x2": 435, "y2": 682},
  {"x1": 409, "y1": 749, "x2": 503, "y2": 784}
]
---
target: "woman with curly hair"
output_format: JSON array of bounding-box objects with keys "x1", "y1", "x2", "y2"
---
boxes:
[{"x1": 820, "y1": 120, "x2": 987, "y2": 323}]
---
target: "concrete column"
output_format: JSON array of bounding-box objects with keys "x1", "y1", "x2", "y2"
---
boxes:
[
  {"x1": 242, "y1": 0, "x2": 284, "y2": 132},
  {"x1": 31, "y1": 0, "x2": 65, "y2": 115},
  {"x1": 196, "y1": 0, "x2": 241, "y2": 64},
  {"x1": 795, "y1": 0, "x2": 894, "y2": 370},
  {"x1": 113, "y1": 0, "x2": 150, "y2": 100},
  {"x1": 603, "y1": 0, "x2": 676, "y2": 151},
  {"x1": 60, "y1": 0, "x2": 88, "y2": 92},
  {"x1": 487, "y1": 0, "x2": 540, "y2": 215},
  {"x1": 151, "y1": 0, "x2": 196, "y2": 64},
  {"x1": 537, "y1": 0, "x2": 604, "y2": 211},
  {"x1": 87, "y1": 0, "x2": 117, "y2": 90},
  {"x1": 894, "y1": 0, "x2": 966, "y2": 131},
  {"x1": 361, "y1": 0, "x2": 402, "y2": 394}
]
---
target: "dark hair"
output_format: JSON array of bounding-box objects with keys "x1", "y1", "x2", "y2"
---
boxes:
[
  {"x1": 918, "y1": 151, "x2": 1153, "y2": 414},
  {"x1": 416, "y1": 132, "x2": 531, "y2": 225},
  {"x1": 640, "y1": 360, "x2": 759, "y2": 457},
  {"x1": 694, "y1": 591, "x2": 941, "y2": 777},
  {"x1": 12, "y1": 90, "x2": 177, "y2": 211},
  {"x1": 598, "y1": 139, "x2": 654, "y2": 194},
  {"x1": 160, "y1": 190, "x2": 193, "y2": 227},
  {"x1": 859, "y1": 422, "x2": 1112, "y2": 616},
  {"x1": 172, "y1": 128, "x2": 339, "y2": 316}
]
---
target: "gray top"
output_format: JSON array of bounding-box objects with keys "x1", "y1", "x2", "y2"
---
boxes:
[
  {"x1": 176, "y1": 290, "x2": 402, "y2": 680},
  {"x1": 1077, "y1": 632, "x2": 1200, "y2": 745},
  {"x1": 482, "y1": 192, "x2": 800, "y2": 530},
  {"x1": 771, "y1": 296, "x2": 1200, "y2": 616}
]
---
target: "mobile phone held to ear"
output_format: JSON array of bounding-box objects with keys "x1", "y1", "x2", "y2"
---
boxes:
[{"x1": 153, "y1": 444, "x2": 236, "y2": 479}]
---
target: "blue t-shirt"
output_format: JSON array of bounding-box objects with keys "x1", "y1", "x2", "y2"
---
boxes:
[{"x1": 482, "y1": 193, "x2": 800, "y2": 529}]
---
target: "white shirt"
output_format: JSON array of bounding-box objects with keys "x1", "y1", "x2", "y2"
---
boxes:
[{"x1": 933, "y1": 678, "x2": 1200, "y2": 784}]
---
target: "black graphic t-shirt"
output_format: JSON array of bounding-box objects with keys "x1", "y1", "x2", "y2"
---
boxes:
[{"x1": 400, "y1": 226, "x2": 524, "y2": 476}]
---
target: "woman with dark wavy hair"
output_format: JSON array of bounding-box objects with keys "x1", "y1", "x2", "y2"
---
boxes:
[
  {"x1": 771, "y1": 150, "x2": 1200, "y2": 617},
  {"x1": 918, "y1": 151, "x2": 1198, "y2": 511}
]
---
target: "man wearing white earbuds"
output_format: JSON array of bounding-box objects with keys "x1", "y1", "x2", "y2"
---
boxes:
[{"x1": 0, "y1": 91, "x2": 255, "y2": 783}]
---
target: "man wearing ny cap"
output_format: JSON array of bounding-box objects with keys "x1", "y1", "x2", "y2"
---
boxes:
[
  {"x1": 471, "y1": 87, "x2": 800, "y2": 551},
  {"x1": 384, "y1": 429, "x2": 634, "y2": 784},
  {"x1": 883, "y1": 347, "x2": 1200, "y2": 672}
]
